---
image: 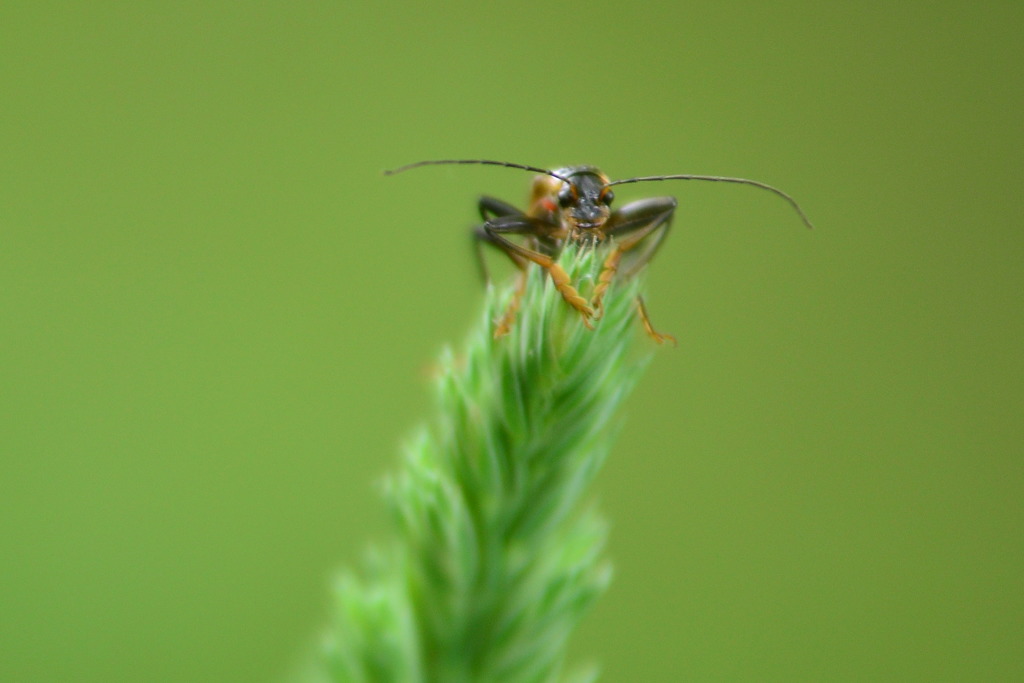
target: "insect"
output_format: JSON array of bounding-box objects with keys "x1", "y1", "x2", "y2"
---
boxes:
[{"x1": 385, "y1": 159, "x2": 813, "y2": 343}]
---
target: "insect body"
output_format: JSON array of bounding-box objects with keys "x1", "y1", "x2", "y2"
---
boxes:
[{"x1": 385, "y1": 159, "x2": 813, "y2": 343}]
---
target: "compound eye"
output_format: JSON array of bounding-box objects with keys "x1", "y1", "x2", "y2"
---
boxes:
[
  {"x1": 557, "y1": 188, "x2": 575, "y2": 208},
  {"x1": 601, "y1": 189, "x2": 615, "y2": 205}
]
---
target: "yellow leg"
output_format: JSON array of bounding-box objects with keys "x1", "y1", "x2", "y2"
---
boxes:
[
  {"x1": 547, "y1": 262, "x2": 595, "y2": 328},
  {"x1": 479, "y1": 227, "x2": 594, "y2": 332},
  {"x1": 591, "y1": 247, "x2": 623, "y2": 318},
  {"x1": 637, "y1": 295, "x2": 676, "y2": 346},
  {"x1": 493, "y1": 269, "x2": 529, "y2": 338}
]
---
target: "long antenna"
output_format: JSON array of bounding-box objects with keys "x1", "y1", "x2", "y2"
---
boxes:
[
  {"x1": 384, "y1": 159, "x2": 570, "y2": 183},
  {"x1": 608, "y1": 174, "x2": 814, "y2": 229}
]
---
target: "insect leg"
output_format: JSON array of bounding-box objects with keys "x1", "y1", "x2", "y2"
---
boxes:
[
  {"x1": 472, "y1": 213, "x2": 534, "y2": 337},
  {"x1": 478, "y1": 195, "x2": 521, "y2": 221},
  {"x1": 636, "y1": 295, "x2": 676, "y2": 346},
  {"x1": 591, "y1": 197, "x2": 677, "y2": 314},
  {"x1": 484, "y1": 216, "x2": 595, "y2": 327},
  {"x1": 492, "y1": 269, "x2": 529, "y2": 338},
  {"x1": 473, "y1": 196, "x2": 525, "y2": 284}
]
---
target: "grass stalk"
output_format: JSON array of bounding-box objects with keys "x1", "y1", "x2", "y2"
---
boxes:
[{"x1": 317, "y1": 245, "x2": 650, "y2": 682}]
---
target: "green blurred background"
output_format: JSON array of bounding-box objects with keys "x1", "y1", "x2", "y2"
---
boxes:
[{"x1": 2, "y1": 2, "x2": 1021, "y2": 681}]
